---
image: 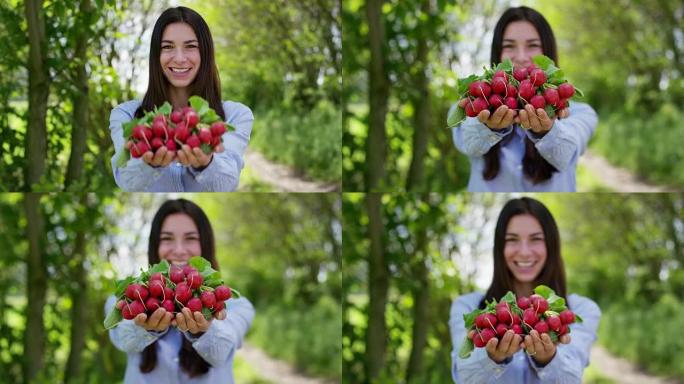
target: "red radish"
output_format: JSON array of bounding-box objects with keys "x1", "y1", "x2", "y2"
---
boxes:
[
  {"x1": 214, "y1": 285, "x2": 232, "y2": 301},
  {"x1": 530, "y1": 95, "x2": 546, "y2": 109},
  {"x1": 151, "y1": 137, "x2": 164, "y2": 150},
  {"x1": 145, "y1": 297, "x2": 161, "y2": 312},
  {"x1": 170, "y1": 267, "x2": 185, "y2": 284},
  {"x1": 125, "y1": 284, "x2": 149, "y2": 301},
  {"x1": 534, "y1": 320, "x2": 549, "y2": 334},
  {"x1": 200, "y1": 291, "x2": 216, "y2": 309},
  {"x1": 170, "y1": 110, "x2": 183, "y2": 124},
  {"x1": 210, "y1": 122, "x2": 226, "y2": 137},
  {"x1": 186, "y1": 111, "x2": 199, "y2": 128},
  {"x1": 187, "y1": 297, "x2": 203, "y2": 312},
  {"x1": 558, "y1": 83, "x2": 575, "y2": 99},
  {"x1": 149, "y1": 280, "x2": 164, "y2": 298},
  {"x1": 165, "y1": 139, "x2": 177, "y2": 151},
  {"x1": 547, "y1": 315, "x2": 562, "y2": 331},
  {"x1": 175, "y1": 282, "x2": 192, "y2": 305},
  {"x1": 161, "y1": 299, "x2": 175, "y2": 313},
  {"x1": 186, "y1": 271, "x2": 203, "y2": 289},
  {"x1": 182, "y1": 265, "x2": 197, "y2": 276},
  {"x1": 559, "y1": 309, "x2": 575, "y2": 324},
  {"x1": 186, "y1": 135, "x2": 201, "y2": 149},
  {"x1": 198, "y1": 128, "x2": 212, "y2": 144}
]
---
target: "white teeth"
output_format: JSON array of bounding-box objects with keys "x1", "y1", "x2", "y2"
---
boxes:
[
  {"x1": 516, "y1": 261, "x2": 534, "y2": 268},
  {"x1": 170, "y1": 67, "x2": 190, "y2": 73}
]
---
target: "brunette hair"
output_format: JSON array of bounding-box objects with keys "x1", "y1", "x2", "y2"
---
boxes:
[
  {"x1": 140, "y1": 198, "x2": 219, "y2": 377},
  {"x1": 135, "y1": 6, "x2": 225, "y2": 120},
  {"x1": 483, "y1": 6, "x2": 559, "y2": 184},
  {"x1": 479, "y1": 197, "x2": 567, "y2": 308}
]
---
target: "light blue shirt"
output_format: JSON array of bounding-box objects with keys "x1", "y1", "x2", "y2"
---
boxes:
[
  {"x1": 449, "y1": 291, "x2": 601, "y2": 384},
  {"x1": 452, "y1": 101, "x2": 597, "y2": 191},
  {"x1": 109, "y1": 100, "x2": 254, "y2": 191},
  {"x1": 105, "y1": 295, "x2": 255, "y2": 384}
]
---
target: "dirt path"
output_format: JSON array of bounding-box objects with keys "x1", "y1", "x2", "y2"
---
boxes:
[
  {"x1": 579, "y1": 150, "x2": 677, "y2": 192},
  {"x1": 590, "y1": 345, "x2": 681, "y2": 384},
  {"x1": 243, "y1": 149, "x2": 340, "y2": 192},
  {"x1": 239, "y1": 342, "x2": 338, "y2": 384}
]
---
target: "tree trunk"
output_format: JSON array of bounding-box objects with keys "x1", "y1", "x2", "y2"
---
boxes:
[
  {"x1": 23, "y1": 193, "x2": 47, "y2": 382},
  {"x1": 65, "y1": 0, "x2": 92, "y2": 190},
  {"x1": 364, "y1": 0, "x2": 390, "y2": 191},
  {"x1": 64, "y1": 215, "x2": 87, "y2": 383},
  {"x1": 405, "y1": 3, "x2": 431, "y2": 190},
  {"x1": 364, "y1": 193, "x2": 388, "y2": 381},
  {"x1": 405, "y1": 196, "x2": 430, "y2": 382},
  {"x1": 24, "y1": 0, "x2": 50, "y2": 190}
]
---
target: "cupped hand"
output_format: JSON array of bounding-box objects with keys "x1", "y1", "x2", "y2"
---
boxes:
[
  {"x1": 176, "y1": 144, "x2": 224, "y2": 169},
  {"x1": 133, "y1": 308, "x2": 174, "y2": 332},
  {"x1": 172, "y1": 307, "x2": 227, "y2": 335},
  {"x1": 459, "y1": 99, "x2": 517, "y2": 130},
  {"x1": 477, "y1": 330, "x2": 524, "y2": 364},
  {"x1": 129, "y1": 142, "x2": 175, "y2": 168},
  {"x1": 523, "y1": 330, "x2": 571, "y2": 365}
]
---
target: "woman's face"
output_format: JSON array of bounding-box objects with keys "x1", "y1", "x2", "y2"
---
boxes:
[
  {"x1": 160, "y1": 22, "x2": 201, "y2": 89},
  {"x1": 158, "y1": 213, "x2": 201, "y2": 266},
  {"x1": 503, "y1": 214, "x2": 547, "y2": 284},
  {"x1": 500, "y1": 20, "x2": 543, "y2": 69}
]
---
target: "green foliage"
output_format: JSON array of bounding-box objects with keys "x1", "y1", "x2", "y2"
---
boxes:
[
  {"x1": 250, "y1": 297, "x2": 342, "y2": 379},
  {"x1": 591, "y1": 105, "x2": 684, "y2": 187},
  {"x1": 251, "y1": 101, "x2": 342, "y2": 182}
]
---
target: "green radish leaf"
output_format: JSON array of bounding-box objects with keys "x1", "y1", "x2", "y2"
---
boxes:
[
  {"x1": 457, "y1": 74, "x2": 479, "y2": 97},
  {"x1": 122, "y1": 120, "x2": 135, "y2": 139},
  {"x1": 458, "y1": 337, "x2": 475, "y2": 359},
  {"x1": 103, "y1": 306, "x2": 123, "y2": 330},
  {"x1": 575, "y1": 313, "x2": 584, "y2": 323},
  {"x1": 230, "y1": 288, "x2": 241, "y2": 298},
  {"x1": 226, "y1": 123, "x2": 236, "y2": 132},
  {"x1": 463, "y1": 311, "x2": 479, "y2": 330},
  {"x1": 548, "y1": 69, "x2": 565, "y2": 84},
  {"x1": 201, "y1": 307, "x2": 213, "y2": 321},
  {"x1": 200, "y1": 109, "x2": 220, "y2": 124},
  {"x1": 532, "y1": 54, "x2": 555, "y2": 70},
  {"x1": 188, "y1": 256, "x2": 212, "y2": 271},
  {"x1": 501, "y1": 291, "x2": 517, "y2": 305},
  {"x1": 200, "y1": 143, "x2": 212, "y2": 155},
  {"x1": 496, "y1": 58, "x2": 514, "y2": 73},
  {"x1": 574, "y1": 86, "x2": 584, "y2": 98},
  {"x1": 149, "y1": 260, "x2": 170, "y2": 275},
  {"x1": 447, "y1": 105, "x2": 466, "y2": 128},
  {"x1": 544, "y1": 104, "x2": 556, "y2": 119},
  {"x1": 204, "y1": 277, "x2": 224, "y2": 287},
  {"x1": 157, "y1": 102, "x2": 172, "y2": 116},
  {"x1": 548, "y1": 331, "x2": 558, "y2": 343},
  {"x1": 115, "y1": 276, "x2": 135, "y2": 298},
  {"x1": 534, "y1": 285, "x2": 554, "y2": 299},
  {"x1": 189, "y1": 95, "x2": 210, "y2": 116}
]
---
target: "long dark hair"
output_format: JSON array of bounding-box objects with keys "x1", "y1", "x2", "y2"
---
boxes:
[
  {"x1": 135, "y1": 6, "x2": 225, "y2": 120},
  {"x1": 479, "y1": 197, "x2": 567, "y2": 308},
  {"x1": 483, "y1": 6, "x2": 559, "y2": 184},
  {"x1": 141, "y1": 198, "x2": 219, "y2": 377}
]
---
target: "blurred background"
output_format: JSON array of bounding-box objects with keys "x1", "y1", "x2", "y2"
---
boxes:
[
  {"x1": 0, "y1": 192, "x2": 341, "y2": 383},
  {"x1": 343, "y1": 192, "x2": 684, "y2": 383},
  {"x1": 343, "y1": 0, "x2": 684, "y2": 192},
  {"x1": 0, "y1": 0, "x2": 341, "y2": 192}
]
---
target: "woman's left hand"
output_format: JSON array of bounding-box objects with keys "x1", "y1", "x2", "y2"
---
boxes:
[
  {"x1": 174, "y1": 307, "x2": 212, "y2": 335},
  {"x1": 176, "y1": 144, "x2": 225, "y2": 169},
  {"x1": 516, "y1": 104, "x2": 554, "y2": 134},
  {"x1": 523, "y1": 330, "x2": 571, "y2": 365}
]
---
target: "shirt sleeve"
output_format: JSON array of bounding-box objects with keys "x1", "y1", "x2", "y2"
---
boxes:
[
  {"x1": 188, "y1": 102, "x2": 254, "y2": 191},
  {"x1": 105, "y1": 295, "x2": 168, "y2": 353},
  {"x1": 527, "y1": 296, "x2": 602, "y2": 383},
  {"x1": 450, "y1": 295, "x2": 512, "y2": 383},
  {"x1": 186, "y1": 297, "x2": 255, "y2": 367},
  {"x1": 526, "y1": 102, "x2": 597, "y2": 172},
  {"x1": 109, "y1": 103, "x2": 164, "y2": 191},
  {"x1": 452, "y1": 115, "x2": 514, "y2": 157}
]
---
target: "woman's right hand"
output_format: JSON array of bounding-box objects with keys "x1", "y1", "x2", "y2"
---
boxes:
[
  {"x1": 126, "y1": 142, "x2": 175, "y2": 168},
  {"x1": 469, "y1": 329, "x2": 523, "y2": 363},
  {"x1": 459, "y1": 99, "x2": 516, "y2": 130},
  {"x1": 134, "y1": 308, "x2": 174, "y2": 332}
]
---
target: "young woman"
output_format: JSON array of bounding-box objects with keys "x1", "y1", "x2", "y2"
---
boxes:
[
  {"x1": 105, "y1": 199, "x2": 254, "y2": 383},
  {"x1": 452, "y1": 6, "x2": 597, "y2": 191},
  {"x1": 449, "y1": 197, "x2": 601, "y2": 383},
  {"x1": 109, "y1": 7, "x2": 254, "y2": 191}
]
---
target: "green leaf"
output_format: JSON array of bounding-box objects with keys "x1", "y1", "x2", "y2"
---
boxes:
[
  {"x1": 548, "y1": 69, "x2": 565, "y2": 84},
  {"x1": 532, "y1": 55, "x2": 555, "y2": 70},
  {"x1": 447, "y1": 105, "x2": 466, "y2": 128},
  {"x1": 200, "y1": 143, "x2": 213, "y2": 155},
  {"x1": 115, "y1": 276, "x2": 135, "y2": 298},
  {"x1": 230, "y1": 288, "x2": 241, "y2": 298},
  {"x1": 200, "y1": 109, "x2": 220, "y2": 124},
  {"x1": 548, "y1": 331, "x2": 558, "y2": 343},
  {"x1": 204, "y1": 277, "x2": 224, "y2": 287},
  {"x1": 533, "y1": 285, "x2": 554, "y2": 299},
  {"x1": 122, "y1": 120, "x2": 135, "y2": 139},
  {"x1": 201, "y1": 307, "x2": 213, "y2": 321},
  {"x1": 544, "y1": 104, "x2": 556, "y2": 119},
  {"x1": 575, "y1": 313, "x2": 584, "y2": 323},
  {"x1": 189, "y1": 256, "x2": 212, "y2": 271},
  {"x1": 458, "y1": 337, "x2": 474, "y2": 359},
  {"x1": 463, "y1": 311, "x2": 478, "y2": 329},
  {"x1": 189, "y1": 95, "x2": 210, "y2": 116},
  {"x1": 157, "y1": 102, "x2": 172, "y2": 115},
  {"x1": 103, "y1": 306, "x2": 123, "y2": 330},
  {"x1": 496, "y1": 58, "x2": 513, "y2": 73},
  {"x1": 501, "y1": 291, "x2": 517, "y2": 305},
  {"x1": 456, "y1": 74, "x2": 479, "y2": 97},
  {"x1": 149, "y1": 260, "x2": 170, "y2": 275},
  {"x1": 574, "y1": 86, "x2": 585, "y2": 98}
]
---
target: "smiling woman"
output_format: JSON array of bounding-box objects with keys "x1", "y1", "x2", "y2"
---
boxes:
[
  {"x1": 449, "y1": 197, "x2": 601, "y2": 383},
  {"x1": 109, "y1": 7, "x2": 254, "y2": 192}
]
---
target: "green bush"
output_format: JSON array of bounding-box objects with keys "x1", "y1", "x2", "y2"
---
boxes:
[
  {"x1": 599, "y1": 295, "x2": 684, "y2": 379},
  {"x1": 249, "y1": 296, "x2": 342, "y2": 379},
  {"x1": 251, "y1": 101, "x2": 342, "y2": 182},
  {"x1": 591, "y1": 103, "x2": 684, "y2": 187}
]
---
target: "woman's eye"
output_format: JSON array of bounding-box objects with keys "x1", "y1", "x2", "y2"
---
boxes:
[
  {"x1": 186, "y1": 45, "x2": 198, "y2": 49},
  {"x1": 162, "y1": 45, "x2": 173, "y2": 50}
]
